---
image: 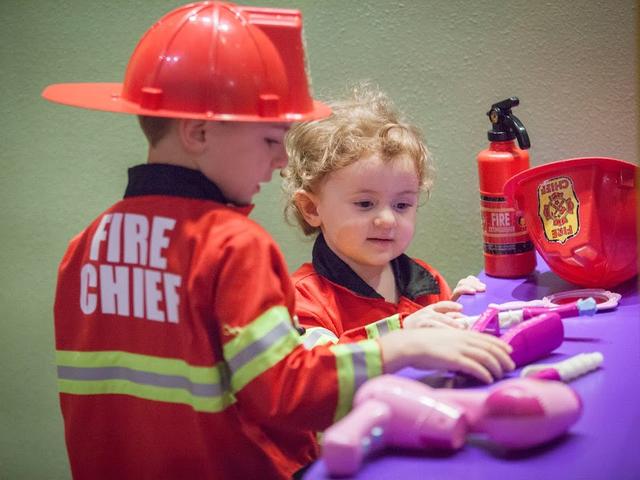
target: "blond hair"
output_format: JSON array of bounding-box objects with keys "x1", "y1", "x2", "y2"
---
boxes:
[{"x1": 282, "y1": 83, "x2": 435, "y2": 236}]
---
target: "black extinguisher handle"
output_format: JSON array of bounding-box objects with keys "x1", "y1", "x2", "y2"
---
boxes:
[
  {"x1": 486, "y1": 96, "x2": 530, "y2": 149},
  {"x1": 505, "y1": 113, "x2": 530, "y2": 150}
]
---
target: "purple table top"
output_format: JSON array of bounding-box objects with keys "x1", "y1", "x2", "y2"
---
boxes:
[{"x1": 304, "y1": 255, "x2": 640, "y2": 480}]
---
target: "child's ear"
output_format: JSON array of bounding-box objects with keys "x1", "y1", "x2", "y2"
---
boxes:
[
  {"x1": 294, "y1": 190, "x2": 322, "y2": 227},
  {"x1": 178, "y1": 119, "x2": 208, "y2": 154}
]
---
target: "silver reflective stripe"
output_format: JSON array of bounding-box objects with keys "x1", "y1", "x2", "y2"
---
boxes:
[
  {"x1": 226, "y1": 320, "x2": 293, "y2": 374},
  {"x1": 374, "y1": 318, "x2": 390, "y2": 336},
  {"x1": 302, "y1": 327, "x2": 339, "y2": 349},
  {"x1": 57, "y1": 365, "x2": 223, "y2": 397},
  {"x1": 348, "y1": 343, "x2": 369, "y2": 392},
  {"x1": 329, "y1": 339, "x2": 382, "y2": 421}
]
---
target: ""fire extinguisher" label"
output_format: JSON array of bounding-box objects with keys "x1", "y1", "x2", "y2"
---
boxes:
[{"x1": 481, "y1": 194, "x2": 534, "y2": 255}]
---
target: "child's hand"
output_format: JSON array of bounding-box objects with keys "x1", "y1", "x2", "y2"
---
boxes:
[
  {"x1": 451, "y1": 275, "x2": 486, "y2": 301},
  {"x1": 403, "y1": 301, "x2": 465, "y2": 329},
  {"x1": 380, "y1": 328, "x2": 515, "y2": 384}
]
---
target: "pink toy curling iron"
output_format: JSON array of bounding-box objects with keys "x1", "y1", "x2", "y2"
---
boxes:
[
  {"x1": 460, "y1": 288, "x2": 620, "y2": 326},
  {"x1": 322, "y1": 375, "x2": 582, "y2": 476},
  {"x1": 469, "y1": 297, "x2": 598, "y2": 333},
  {"x1": 521, "y1": 352, "x2": 604, "y2": 382},
  {"x1": 463, "y1": 298, "x2": 597, "y2": 368}
]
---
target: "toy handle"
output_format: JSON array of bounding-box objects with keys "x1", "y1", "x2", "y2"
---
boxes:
[
  {"x1": 523, "y1": 297, "x2": 597, "y2": 320},
  {"x1": 500, "y1": 312, "x2": 564, "y2": 366},
  {"x1": 322, "y1": 399, "x2": 391, "y2": 477},
  {"x1": 470, "y1": 307, "x2": 499, "y2": 333}
]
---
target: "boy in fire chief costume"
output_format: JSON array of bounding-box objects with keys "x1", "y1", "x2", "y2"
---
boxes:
[{"x1": 44, "y1": 3, "x2": 514, "y2": 479}]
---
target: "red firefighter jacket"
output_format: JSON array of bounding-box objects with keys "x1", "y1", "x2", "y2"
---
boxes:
[
  {"x1": 54, "y1": 164, "x2": 382, "y2": 480},
  {"x1": 292, "y1": 233, "x2": 453, "y2": 347}
]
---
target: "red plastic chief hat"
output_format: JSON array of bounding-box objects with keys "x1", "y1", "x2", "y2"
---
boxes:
[
  {"x1": 42, "y1": 2, "x2": 330, "y2": 122},
  {"x1": 504, "y1": 157, "x2": 638, "y2": 288}
]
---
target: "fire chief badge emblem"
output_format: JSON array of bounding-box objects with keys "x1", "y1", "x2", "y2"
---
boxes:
[{"x1": 537, "y1": 176, "x2": 580, "y2": 244}]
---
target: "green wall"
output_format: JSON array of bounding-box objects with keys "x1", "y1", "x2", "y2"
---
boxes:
[{"x1": 1, "y1": 0, "x2": 636, "y2": 477}]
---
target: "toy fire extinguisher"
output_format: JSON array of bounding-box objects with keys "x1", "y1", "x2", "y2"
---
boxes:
[{"x1": 478, "y1": 97, "x2": 536, "y2": 277}]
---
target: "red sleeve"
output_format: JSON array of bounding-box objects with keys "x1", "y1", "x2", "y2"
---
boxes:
[
  {"x1": 293, "y1": 267, "x2": 371, "y2": 344},
  {"x1": 210, "y1": 226, "x2": 381, "y2": 430}
]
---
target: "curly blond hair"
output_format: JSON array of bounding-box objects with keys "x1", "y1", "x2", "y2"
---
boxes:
[{"x1": 282, "y1": 83, "x2": 435, "y2": 236}]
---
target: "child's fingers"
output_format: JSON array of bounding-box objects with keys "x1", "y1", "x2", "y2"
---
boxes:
[
  {"x1": 452, "y1": 315, "x2": 476, "y2": 329},
  {"x1": 452, "y1": 276, "x2": 487, "y2": 300},
  {"x1": 469, "y1": 331, "x2": 513, "y2": 353},
  {"x1": 412, "y1": 316, "x2": 463, "y2": 329},
  {"x1": 451, "y1": 287, "x2": 476, "y2": 301},
  {"x1": 463, "y1": 346, "x2": 510, "y2": 380},
  {"x1": 454, "y1": 286, "x2": 479, "y2": 295},
  {"x1": 468, "y1": 278, "x2": 486, "y2": 292},
  {"x1": 428, "y1": 315, "x2": 465, "y2": 329},
  {"x1": 468, "y1": 334, "x2": 516, "y2": 372},
  {"x1": 428, "y1": 301, "x2": 463, "y2": 313},
  {"x1": 444, "y1": 311, "x2": 465, "y2": 320},
  {"x1": 493, "y1": 347, "x2": 516, "y2": 372},
  {"x1": 451, "y1": 356, "x2": 494, "y2": 384},
  {"x1": 458, "y1": 275, "x2": 486, "y2": 291}
]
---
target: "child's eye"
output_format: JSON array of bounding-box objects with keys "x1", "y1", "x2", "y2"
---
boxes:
[
  {"x1": 354, "y1": 201, "x2": 374, "y2": 209},
  {"x1": 394, "y1": 202, "x2": 413, "y2": 211},
  {"x1": 264, "y1": 138, "x2": 280, "y2": 147}
]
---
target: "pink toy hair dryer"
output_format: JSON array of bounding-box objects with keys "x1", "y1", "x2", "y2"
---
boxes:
[
  {"x1": 321, "y1": 376, "x2": 468, "y2": 476},
  {"x1": 322, "y1": 375, "x2": 582, "y2": 476},
  {"x1": 500, "y1": 312, "x2": 564, "y2": 367},
  {"x1": 469, "y1": 307, "x2": 566, "y2": 368}
]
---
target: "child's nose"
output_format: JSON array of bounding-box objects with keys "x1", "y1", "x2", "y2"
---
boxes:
[
  {"x1": 373, "y1": 207, "x2": 396, "y2": 228},
  {"x1": 272, "y1": 144, "x2": 288, "y2": 169}
]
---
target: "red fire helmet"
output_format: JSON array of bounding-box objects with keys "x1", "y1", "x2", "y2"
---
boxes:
[
  {"x1": 42, "y1": 2, "x2": 330, "y2": 122},
  {"x1": 504, "y1": 157, "x2": 638, "y2": 288}
]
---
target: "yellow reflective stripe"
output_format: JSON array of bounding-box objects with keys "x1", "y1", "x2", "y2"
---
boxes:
[
  {"x1": 223, "y1": 305, "x2": 301, "y2": 391},
  {"x1": 331, "y1": 344, "x2": 355, "y2": 421},
  {"x1": 365, "y1": 322, "x2": 380, "y2": 339},
  {"x1": 57, "y1": 379, "x2": 235, "y2": 413},
  {"x1": 230, "y1": 328, "x2": 300, "y2": 391},
  {"x1": 56, "y1": 350, "x2": 234, "y2": 413},
  {"x1": 224, "y1": 306, "x2": 290, "y2": 359},
  {"x1": 56, "y1": 350, "x2": 219, "y2": 384},
  {"x1": 364, "y1": 314, "x2": 401, "y2": 339},
  {"x1": 329, "y1": 339, "x2": 382, "y2": 422},
  {"x1": 386, "y1": 314, "x2": 402, "y2": 332},
  {"x1": 363, "y1": 340, "x2": 382, "y2": 380},
  {"x1": 301, "y1": 327, "x2": 339, "y2": 349}
]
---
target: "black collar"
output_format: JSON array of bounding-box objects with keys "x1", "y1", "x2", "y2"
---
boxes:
[
  {"x1": 124, "y1": 163, "x2": 230, "y2": 204},
  {"x1": 311, "y1": 233, "x2": 440, "y2": 300}
]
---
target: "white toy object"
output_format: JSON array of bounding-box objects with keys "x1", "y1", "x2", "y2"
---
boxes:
[{"x1": 521, "y1": 352, "x2": 604, "y2": 382}]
